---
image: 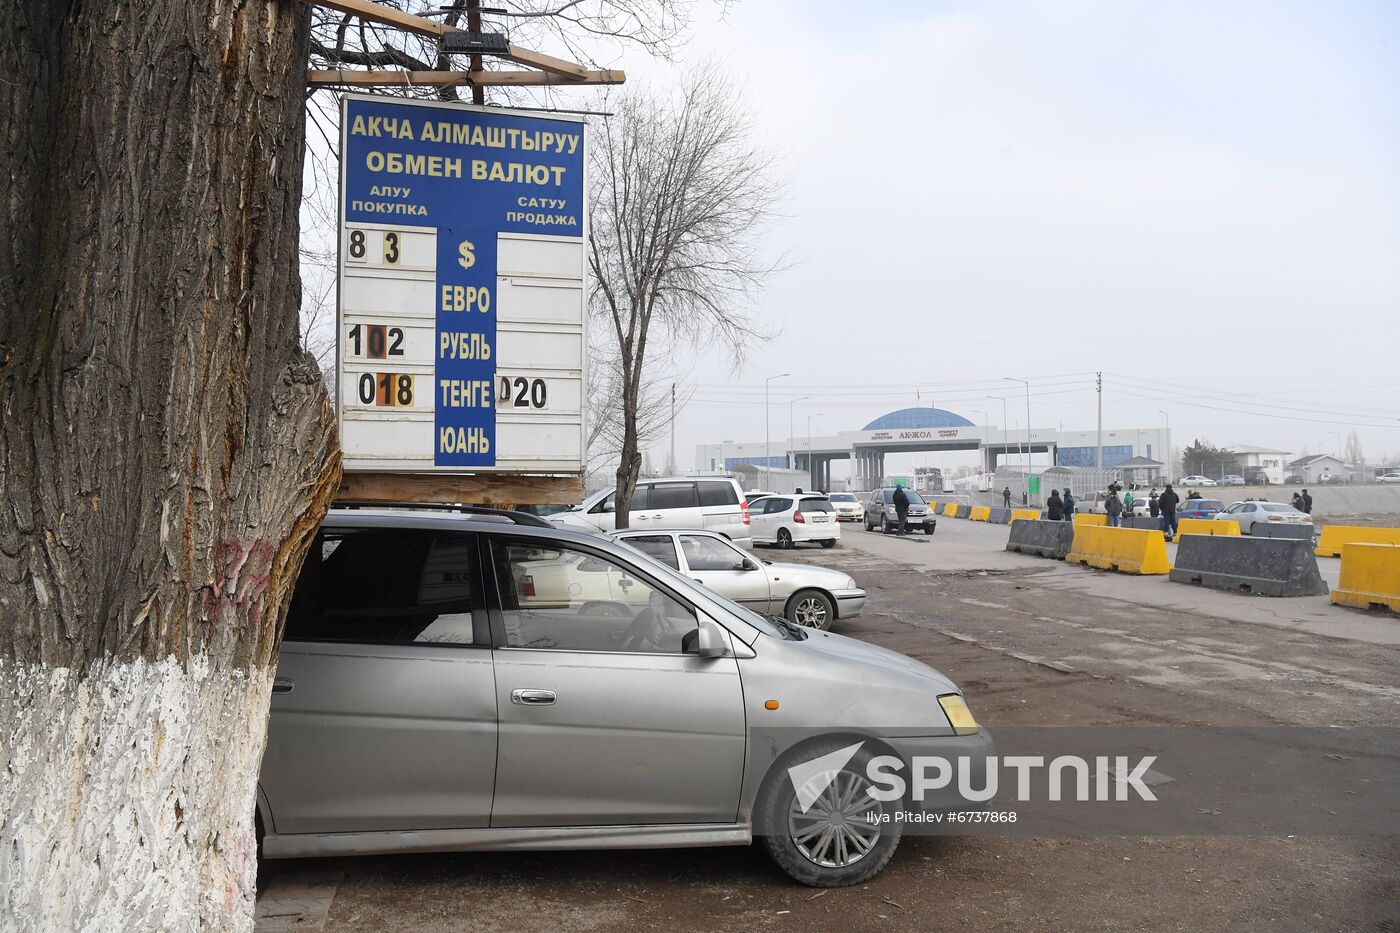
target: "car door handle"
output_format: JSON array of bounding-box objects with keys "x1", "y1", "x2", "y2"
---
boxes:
[
  {"x1": 271, "y1": 678, "x2": 294, "y2": 695},
  {"x1": 511, "y1": 688, "x2": 556, "y2": 706},
  {"x1": 652, "y1": 513, "x2": 663, "y2": 519}
]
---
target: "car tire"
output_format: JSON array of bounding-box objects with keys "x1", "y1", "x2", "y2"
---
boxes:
[
  {"x1": 777, "y1": 528, "x2": 794, "y2": 549},
  {"x1": 863, "y1": 517, "x2": 873, "y2": 532},
  {"x1": 756, "y1": 739, "x2": 903, "y2": 887},
  {"x1": 787, "y1": 589, "x2": 835, "y2": 630},
  {"x1": 820, "y1": 538, "x2": 836, "y2": 549},
  {"x1": 882, "y1": 520, "x2": 893, "y2": 534},
  {"x1": 924, "y1": 524, "x2": 935, "y2": 535}
]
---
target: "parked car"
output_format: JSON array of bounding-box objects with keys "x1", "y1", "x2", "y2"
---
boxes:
[
  {"x1": 1177, "y1": 498, "x2": 1226, "y2": 520},
  {"x1": 1284, "y1": 473, "x2": 1304, "y2": 484},
  {"x1": 259, "y1": 505, "x2": 991, "y2": 887},
  {"x1": 551, "y1": 476, "x2": 753, "y2": 548},
  {"x1": 863, "y1": 487, "x2": 936, "y2": 534},
  {"x1": 1320, "y1": 473, "x2": 1349, "y2": 485},
  {"x1": 827, "y1": 492, "x2": 865, "y2": 522},
  {"x1": 1218, "y1": 475, "x2": 1246, "y2": 487},
  {"x1": 1178, "y1": 475, "x2": 1217, "y2": 487},
  {"x1": 1379, "y1": 473, "x2": 1400, "y2": 484},
  {"x1": 749, "y1": 494, "x2": 841, "y2": 549},
  {"x1": 1242, "y1": 468, "x2": 1272, "y2": 485},
  {"x1": 1215, "y1": 500, "x2": 1313, "y2": 535},
  {"x1": 612, "y1": 528, "x2": 864, "y2": 629}
]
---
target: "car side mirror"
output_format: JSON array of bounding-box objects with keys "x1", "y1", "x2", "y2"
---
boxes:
[
  {"x1": 733, "y1": 560, "x2": 757, "y2": 572},
  {"x1": 684, "y1": 618, "x2": 727, "y2": 658}
]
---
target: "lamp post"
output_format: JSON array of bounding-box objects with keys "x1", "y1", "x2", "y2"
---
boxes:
[
  {"x1": 807, "y1": 413, "x2": 823, "y2": 490},
  {"x1": 787, "y1": 396, "x2": 810, "y2": 472},
  {"x1": 764, "y1": 372, "x2": 790, "y2": 488},
  {"x1": 972, "y1": 409, "x2": 989, "y2": 479},
  {"x1": 1003, "y1": 377, "x2": 1032, "y2": 503},
  {"x1": 986, "y1": 395, "x2": 1009, "y2": 478}
]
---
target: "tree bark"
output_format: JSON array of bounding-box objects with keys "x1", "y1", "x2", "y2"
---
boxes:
[{"x1": 0, "y1": 1, "x2": 339, "y2": 929}]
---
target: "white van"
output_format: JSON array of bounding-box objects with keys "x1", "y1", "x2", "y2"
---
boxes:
[{"x1": 551, "y1": 476, "x2": 753, "y2": 548}]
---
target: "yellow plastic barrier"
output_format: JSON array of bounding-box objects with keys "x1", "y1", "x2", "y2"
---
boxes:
[
  {"x1": 1331, "y1": 543, "x2": 1400, "y2": 613},
  {"x1": 1066, "y1": 525, "x2": 1173, "y2": 575},
  {"x1": 1073, "y1": 513, "x2": 1107, "y2": 527},
  {"x1": 1010, "y1": 508, "x2": 1040, "y2": 523},
  {"x1": 1315, "y1": 525, "x2": 1400, "y2": 559},
  {"x1": 943, "y1": 502, "x2": 958, "y2": 517},
  {"x1": 1176, "y1": 518, "x2": 1240, "y2": 537},
  {"x1": 970, "y1": 506, "x2": 991, "y2": 522}
]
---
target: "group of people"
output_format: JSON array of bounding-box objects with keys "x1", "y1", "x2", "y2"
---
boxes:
[
  {"x1": 1291, "y1": 489, "x2": 1314, "y2": 514},
  {"x1": 1037, "y1": 483, "x2": 1186, "y2": 539}
]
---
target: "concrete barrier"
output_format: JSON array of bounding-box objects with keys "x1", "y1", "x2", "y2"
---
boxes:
[
  {"x1": 954, "y1": 504, "x2": 971, "y2": 519},
  {"x1": 1067, "y1": 525, "x2": 1172, "y2": 575},
  {"x1": 1006, "y1": 519, "x2": 1077, "y2": 560},
  {"x1": 1073, "y1": 513, "x2": 1107, "y2": 527},
  {"x1": 1168, "y1": 536, "x2": 1328, "y2": 597},
  {"x1": 970, "y1": 506, "x2": 991, "y2": 522},
  {"x1": 988, "y1": 507, "x2": 1012, "y2": 525},
  {"x1": 1254, "y1": 523, "x2": 1315, "y2": 541},
  {"x1": 1176, "y1": 518, "x2": 1240, "y2": 537},
  {"x1": 1010, "y1": 508, "x2": 1040, "y2": 523},
  {"x1": 1123, "y1": 515, "x2": 1163, "y2": 531},
  {"x1": 1331, "y1": 543, "x2": 1400, "y2": 613},
  {"x1": 1315, "y1": 525, "x2": 1400, "y2": 559},
  {"x1": 942, "y1": 502, "x2": 958, "y2": 518}
]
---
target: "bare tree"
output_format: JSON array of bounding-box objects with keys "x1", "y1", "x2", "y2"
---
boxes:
[
  {"x1": 1344, "y1": 430, "x2": 1365, "y2": 467},
  {"x1": 589, "y1": 73, "x2": 785, "y2": 526}
]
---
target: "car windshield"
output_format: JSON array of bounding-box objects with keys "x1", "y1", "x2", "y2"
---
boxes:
[
  {"x1": 830, "y1": 494, "x2": 857, "y2": 503},
  {"x1": 883, "y1": 488, "x2": 926, "y2": 505},
  {"x1": 1195, "y1": 500, "x2": 1225, "y2": 510},
  {"x1": 800, "y1": 497, "x2": 834, "y2": 511},
  {"x1": 612, "y1": 542, "x2": 788, "y2": 640}
]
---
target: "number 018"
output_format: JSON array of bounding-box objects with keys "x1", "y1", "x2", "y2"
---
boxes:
[{"x1": 357, "y1": 372, "x2": 414, "y2": 407}]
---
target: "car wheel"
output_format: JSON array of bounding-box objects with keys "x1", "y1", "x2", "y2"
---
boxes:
[
  {"x1": 882, "y1": 520, "x2": 893, "y2": 534},
  {"x1": 820, "y1": 538, "x2": 836, "y2": 549},
  {"x1": 863, "y1": 517, "x2": 874, "y2": 532},
  {"x1": 757, "y1": 739, "x2": 902, "y2": 887},
  {"x1": 777, "y1": 528, "x2": 794, "y2": 549},
  {"x1": 787, "y1": 589, "x2": 835, "y2": 630},
  {"x1": 924, "y1": 524, "x2": 935, "y2": 535}
]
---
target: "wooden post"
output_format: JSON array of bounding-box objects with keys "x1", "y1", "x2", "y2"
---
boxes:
[
  {"x1": 338, "y1": 471, "x2": 582, "y2": 506},
  {"x1": 468, "y1": 0, "x2": 484, "y2": 105}
]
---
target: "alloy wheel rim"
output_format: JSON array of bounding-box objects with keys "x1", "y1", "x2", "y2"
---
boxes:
[
  {"x1": 787, "y1": 769, "x2": 883, "y2": 868},
  {"x1": 794, "y1": 597, "x2": 827, "y2": 627}
]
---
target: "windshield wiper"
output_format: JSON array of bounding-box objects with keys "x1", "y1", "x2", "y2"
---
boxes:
[{"x1": 766, "y1": 613, "x2": 809, "y2": 640}]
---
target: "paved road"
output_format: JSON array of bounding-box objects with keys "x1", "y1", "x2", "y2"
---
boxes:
[{"x1": 255, "y1": 516, "x2": 1400, "y2": 931}]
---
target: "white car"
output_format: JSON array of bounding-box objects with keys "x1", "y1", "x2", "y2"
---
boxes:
[
  {"x1": 827, "y1": 492, "x2": 864, "y2": 522},
  {"x1": 1378, "y1": 473, "x2": 1400, "y2": 484},
  {"x1": 1215, "y1": 500, "x2": 1313, "y2": 535},
  {"x1": 611, "y1": 528, "x2": 865, "y2": 629},
  {"x1": 551, "y1": 476, "x2": 753, "y2": 548},
  {"x1": 749, "y1": 494, "x2": 840, "y2": 549},
  {"x1": 1179, "y1": 475, "x2": 1217, "y2": 487}
]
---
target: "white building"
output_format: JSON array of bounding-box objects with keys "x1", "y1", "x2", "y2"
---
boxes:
[
  {"x1": 1287, "y1": 454, "x2": 1346, "y2": 485},
  {"x1": 1228, "y1": 445, "x2": 1293, "y2": 485}
]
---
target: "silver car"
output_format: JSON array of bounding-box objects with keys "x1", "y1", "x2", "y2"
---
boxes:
[
  {"x1": 610, "y1": 528, "x2": 865, "y2": 630},
  {"x1": 258, "y1": 506, "x2": 991, "y2": 888},
  {"x1": 1216, "y1": 500, "x2": 1313, "y2": 534}
]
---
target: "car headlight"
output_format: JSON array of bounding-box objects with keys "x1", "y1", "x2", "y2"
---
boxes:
[{"x1": 938, "y1": 694, "x2": 979, "y2": 736}]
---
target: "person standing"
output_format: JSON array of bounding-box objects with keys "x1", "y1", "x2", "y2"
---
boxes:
[
  {"x1": 1149, "y1": 489, "x2": 1160, "y2": 519},
  {"x1": 1046, "y1": 488, "x2": 1064, "y2": 521},
  {"x1": 1159, "y1": 483, "x2": 1180, "y2": 540},
  {"x1": 1003, "y1": 486, "x2": 1012, "y2": 508},
  {"x1": 1105, "y1": 489, "x2": 1123, "y2": 527},
  {"x1": 1123, "y1": 488, "x2": 1135, "y2": 516},
  {"x1": 1062, "y1": 488, "x2": 1076, "y2": 521},
  {"x1": 1301, "y1": 488, "x2": 1313, "y2": 514},
  {"x1": 892, "y1": 484, "x2": 910, "y2": 535}
]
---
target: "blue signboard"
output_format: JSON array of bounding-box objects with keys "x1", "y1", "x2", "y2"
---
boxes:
[{"x1": 341, "y1": 96, "x2": 585, "y2": 467}]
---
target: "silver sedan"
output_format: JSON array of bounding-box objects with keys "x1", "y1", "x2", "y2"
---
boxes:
[{"x1": 611, "y1": 528, "x2": 864, "y2": 630}]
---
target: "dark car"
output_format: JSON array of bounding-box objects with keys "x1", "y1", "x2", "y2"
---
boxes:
[
  {"x1": 862, "y1": 487, "x2": 936, "y2": 535},
  {"x1": 1177, "y1": 498, "x2": 1226, "y2": 520}
]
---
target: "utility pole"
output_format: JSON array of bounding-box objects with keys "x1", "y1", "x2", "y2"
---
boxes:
[
  {"x1": 467, "y1": 0, "x2": 485, "y2": 105},
  {"x1": 764, "y1": 373, "x2": 789, "y2": 489},
  {"x1": 788, "y1": 396, "x2": 810, "y2": 472},
  {"x1": 1004, "y1": 377, "x2": 1032, "y2": 500},
  {"x1": 1096, "y1": 372, "x2": 1103, "y2": 470},
  {"x1": 807, "y1": 413, "x2": 823, "y2": 490},
  {"x1": 668, "y1": 382, "x2": 676, "y2": 475}
]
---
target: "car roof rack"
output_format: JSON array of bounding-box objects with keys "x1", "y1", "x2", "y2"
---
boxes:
[{"x1": 331, "y1": 500, "x2": 552, "y2": 528}]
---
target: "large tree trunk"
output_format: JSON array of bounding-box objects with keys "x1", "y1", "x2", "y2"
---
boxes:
[{"x1": 0, "y1": 2, "x2": 338, "y2": 929}]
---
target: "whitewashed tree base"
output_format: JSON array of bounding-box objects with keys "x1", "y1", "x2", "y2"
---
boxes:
[{"x1": 1, "y1": 656, "x2": 273, "y2": 932}]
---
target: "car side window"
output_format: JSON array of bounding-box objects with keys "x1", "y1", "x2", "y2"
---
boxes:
[
  {"x1": 285, "y1": 529, "x2": 480, "y2": 646},
  {"x1": 492, "y1": 541, "x2": 696, "y2": 654},
  {"x1": 1243, "y1": 503, "x2": 1256, "y2": 512},
  {"x1": 766, "y1": 497, "x2": 792, "y2": 514},
  {"x1": 589, "y1": 492, "x2": 616, "y2": 515},
  {"x1": 625, "y1": 534, "x2": 681, "y2": 570},
  {"x1": 648, "y1": 482, "x2": 699, "y2": 510},
  {"x1": 680, "y1": 535, "x2": 746, "y2": 571},
  {"x1": 627, "y1": 486, "x2": 650, "y2": 511},
  {"x1": 698, "y1": 482, "x2": 739, "y2": 507}
]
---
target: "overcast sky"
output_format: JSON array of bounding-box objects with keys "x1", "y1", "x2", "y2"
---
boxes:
[{"x1": 597, "y1": 0, "x2": 1400, "y2": 473}]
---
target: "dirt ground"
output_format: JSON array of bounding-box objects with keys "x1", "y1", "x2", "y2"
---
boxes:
[{"x1": 257, "y1": 530, "x2": 1400, "y2": 932}]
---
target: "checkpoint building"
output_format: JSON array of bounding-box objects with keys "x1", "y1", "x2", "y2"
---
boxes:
[{"x1": 695, "y1": 407, "x2": 1171, "y2": 492}]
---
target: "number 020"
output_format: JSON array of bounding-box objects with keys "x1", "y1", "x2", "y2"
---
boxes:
[{"x1": 498, "y1": 376, "x2": 548, "y2": 409}]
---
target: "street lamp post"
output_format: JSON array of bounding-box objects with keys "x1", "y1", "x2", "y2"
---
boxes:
[
  {"x1": 765, "y1": 373, "x2": 790, "y2": 489},
  {"x1": 1003, "y1": 378, "x2": 1032, "y2": 501},
  {"x1": 972, "y1": 409, "x2": 989, "y2": 478},
  {"x1": 788, "y1": 396, "x2": 810, "y2": 472},
  {"x1": 986, "y1": 395, "x2": 1009, "y2": 479},
  {"x1": 807, "y1": 413, "x2": 823, "y2": 490}
]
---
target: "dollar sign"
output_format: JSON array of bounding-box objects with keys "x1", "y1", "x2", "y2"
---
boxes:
[{"x1": 457, "y1": 240, "x2": 476, "y2": 269}]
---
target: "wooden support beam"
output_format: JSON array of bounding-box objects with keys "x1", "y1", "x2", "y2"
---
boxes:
[
  {"x1": 500, "y1": 44, "x2": 590, "y2": 81},
  {"x1": 338, "y1": 471, "x2": 583, "y2": 506},
  {"x1": 307, "y1": 68, "x2": 624, "y2": 88},
  {"x1": 311, "y1": 0, "x2": 448, "y2": 38}
]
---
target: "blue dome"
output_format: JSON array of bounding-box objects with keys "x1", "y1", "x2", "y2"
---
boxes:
[{"x1": 863, "y1": 407, "x2": 975, "y2": 431}]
